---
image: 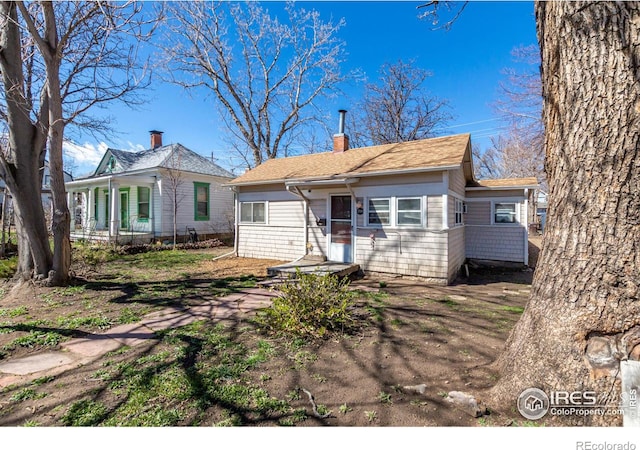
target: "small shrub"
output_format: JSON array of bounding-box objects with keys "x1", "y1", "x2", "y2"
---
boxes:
[{"x1": 256, "y1": 270, "x2": 355, "y2": 339}]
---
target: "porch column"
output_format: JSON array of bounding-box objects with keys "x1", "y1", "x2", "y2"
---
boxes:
[
  {"x1": 149, "y1": 182, "x2": 155, "y2": 238},
  {"x1": 86, "y1": 188, "x2": 93, "y2": 226},
  {"x1": 66, "y1": 190, "x2": 73, "y2": 213},
  {"x1": 110, "y1": 182, "x2": 120, "y2": 236}
]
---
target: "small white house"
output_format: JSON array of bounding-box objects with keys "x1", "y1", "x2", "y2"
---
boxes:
[
  {"x1": 228, "y1": 125, "x2": 537, "y2": 284},
  {"x1": 65, "y1": 131, "x2": 235, "y2": 243}
]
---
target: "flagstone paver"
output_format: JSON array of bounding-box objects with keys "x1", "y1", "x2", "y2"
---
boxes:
[{"x1": 0, "y1": 287, "x2": 278, "y2": 384}]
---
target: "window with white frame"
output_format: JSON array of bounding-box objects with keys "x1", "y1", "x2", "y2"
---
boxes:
[
  {"x1": 240, "y1": 202, "x2": 266, "y2": 224},
  {"x1": 368, "y1": 198, "x2": 390, "y2": 225},
  {"x1": 494, "y1": 202, "x2": 517, "y2": 224},
  {"x1": 396, "y1": 197, "x2": 422, "y2": 226},
  {"x1": 454, "y1": 198, "x2": 464, "y2": 225}
]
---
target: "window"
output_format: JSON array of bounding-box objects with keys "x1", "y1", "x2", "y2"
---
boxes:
[
  {"x1": 240, "y1": 202, "x2": 266, "y2": 224},
  {"x1": 368, "y1": 198, "x2": 390, "y2": 225},
  {"x1": 193, "y1": 182, "x2": 210, "y2": 221},
  {"x1": 494, "y1": 202, "x2": 517, "y2": 224},
  {"x1": 397, "y1": 197, "x2": 422, "y2": 226},
  {"x1": 138, "y1": 187, "x2": 150, "y2": 221},
  {"x1": 455, "y1": 198, "x2": 464, "y2": 226}
]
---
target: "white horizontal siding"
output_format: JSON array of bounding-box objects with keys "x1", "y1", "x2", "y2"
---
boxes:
[
  {"x1": 268, "y1": 200, "x2": 304, "y2": 226},
  {"x1": 238, "y1": 225, "x2": 303, "y2": 261},
  {"x1": 160, "y1": 175, "x2": 234, "y2": 237},
  {"x1": 307, "y1": 198, "x2": 328, "y2": 257},
  {"x1": 465, "y1": 201, "x2": 491, "y2": 225},
  {"x1": 355, "y1": 229, "x2": 449, "y2": 279},
  {"x1": 448, "y1": 167, "x2": 466, "y2": 197},
  {"x1": 465, "y1": 226, "x2": 525, "y2": 262},
  {"x1": 427, "y1": 196, "x2": 443, "y2": 229},
  {"x1": 447, "y1": 227, "x2": 465, "y2": 280}
]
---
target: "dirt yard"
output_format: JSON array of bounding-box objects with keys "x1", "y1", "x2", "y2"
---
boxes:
[{"x1": 0, "y1": 244, "x2": 541, "y2": 427}]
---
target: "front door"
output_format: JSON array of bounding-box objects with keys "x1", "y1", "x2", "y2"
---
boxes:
[
  {"x1": 329, "y1": 195, "x2": 352, "y2": 263},
  {"x1": 120, "y1": 190, "x2": 129, "y2": 230}
]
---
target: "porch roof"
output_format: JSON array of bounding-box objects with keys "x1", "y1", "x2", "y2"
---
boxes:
[{"x1": 65, "y1": 173, "x2": 156, "y2": 189}]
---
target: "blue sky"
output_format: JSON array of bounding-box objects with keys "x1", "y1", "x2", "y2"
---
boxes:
[{"x1": 64, "y1": 1, "x2": 538, "y2": 177}]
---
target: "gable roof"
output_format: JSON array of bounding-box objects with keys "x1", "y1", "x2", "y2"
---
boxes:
[
  {"x1": 229, "y1": 133, "x2": 472, "y2": 186},
  {"x1": 87, "y1": 143, "x2": 233, "y2": 180}
]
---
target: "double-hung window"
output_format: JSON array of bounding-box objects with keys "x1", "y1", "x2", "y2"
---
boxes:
[
  {"x1": 454, "y1": 198, "x2": 464, "y2": 226},
  {"x1": 494, "y1": 202, "x2": 517, "y2": 224},
  {"x1": 240, "y1": 202, "x2": 266, "y2": 224},
  {"x1": 138, "y1": 187, "x2": 150, "y2": 221},
  {"x1": 194, "y1": 182, "x2": 210, "y2": 221},
  {"x1": 368, "y1": 198, "x2": 390, "y2": 225},
  {"x1": 396, "y1": 197, "x2": 422, "y2": 226}
]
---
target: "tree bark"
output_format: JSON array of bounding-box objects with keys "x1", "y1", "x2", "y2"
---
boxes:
[
  {"x1": 0, "y1": 1, "x2": 52, "y2": 281},
  {"x1": 490, "y1": 1, "x2": 640, "y2": 425},
  {"x1": 40, "y1": 2, "x2": 71, "y2": 286}
]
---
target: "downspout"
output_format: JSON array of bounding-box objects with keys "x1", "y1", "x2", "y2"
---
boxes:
[{"x1": 286, "y1": 185, "x2": 309, "y2": 258}]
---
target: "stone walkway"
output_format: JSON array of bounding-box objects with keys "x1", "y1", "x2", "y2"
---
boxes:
[{"x1": 0, "y1": 287, "x2": 277, "y2": 389}]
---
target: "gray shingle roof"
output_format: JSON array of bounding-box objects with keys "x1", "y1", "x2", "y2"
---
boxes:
[{"x1": 96, "y1": 144, "x2": 234, "y2": 179}]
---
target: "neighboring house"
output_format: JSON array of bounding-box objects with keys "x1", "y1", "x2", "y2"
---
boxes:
[
  {"x1": 65, "y1": 131, "x2": 235, "y2": 243},
  {"x1": 228, "y1": 119, "x2": 537, "y2": 284},
  {"x1": 0, "y1": 161, "x2": 74, "y2": 224},
  {"x1": 535, "y1": 190, "x2": 548, "y2": 233}
]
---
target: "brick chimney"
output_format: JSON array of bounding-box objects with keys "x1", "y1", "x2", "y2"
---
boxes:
[
  {"x1": 333, "y1": 110, "x2": 349, "y2": 153},
  {"x1": 150, "y1": 130, "x2": 163, "y2": 149}
]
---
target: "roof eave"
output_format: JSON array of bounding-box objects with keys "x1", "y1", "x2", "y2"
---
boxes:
[
  {"x1": 466, "y1": 184, "x2": 539, "y2": 191},
  {"x1": 227, "y1": 164, "x2": 461, "y2": 187}
]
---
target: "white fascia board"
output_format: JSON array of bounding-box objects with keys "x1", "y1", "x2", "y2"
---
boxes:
[
  {"x1": 465, "y1": 184, "x2": 538, "y2": 191},
  {"x1": 227, "y1": 165, "x2": 460, "y2": 188}
]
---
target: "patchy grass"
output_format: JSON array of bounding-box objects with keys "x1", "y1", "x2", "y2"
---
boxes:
[
  {"x1": 0, "y1": 256, "x2": 17, "y2": 278},
  {"x1": 209, "y1": 275, "x2": 258, "y2": 296},
  {"x1": 0, "y1": 245, "x2": 535, "y2": 427}
]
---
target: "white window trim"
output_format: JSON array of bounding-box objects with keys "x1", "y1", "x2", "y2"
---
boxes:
[
  {"x1": 239, "y1": 201, "x2": 268, "y2": 225},
  {"x1": 396, "y1": 196, "x2": 424, "y2": 228},
  {"x1": 454, "y1": 198, "x2": 464, "y2": 226},
  {"x1": 362, "y1": 196, "x2": 428, "y2": 229},
  {"x1": 491, "y1": 200, "x2": 520, "y2": 226}
]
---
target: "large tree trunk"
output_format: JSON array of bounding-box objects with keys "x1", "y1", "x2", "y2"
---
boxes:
[
  {"x1": 490, "y1": 1, "x2": 640, "y2": 425},
  {"x1": 41, "y1": 2, "x2": 71, "y2": 286},
  {"x1": 0, "y1": 1, "x2": 52, "y2": 281}
]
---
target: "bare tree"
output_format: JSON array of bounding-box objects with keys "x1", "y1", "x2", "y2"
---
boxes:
[
  {"x1": 162, "y1": 147, "x2": 185, "y2": 250},
  {"x1": 473, "y1": 127, "x2": 544, "y2": 182},
  {"x1": 0, "y1": 1, "x2": 156, "y2": 285},
  {"x1": 160, "y1": 1, "x2": 347, "y2": 167},
  {"x1": 349, "y1": 60, "x2": 451, "y2": 147},
  {"x1": 421, "y1": 1, "x2": 640, "y2": 425}
]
